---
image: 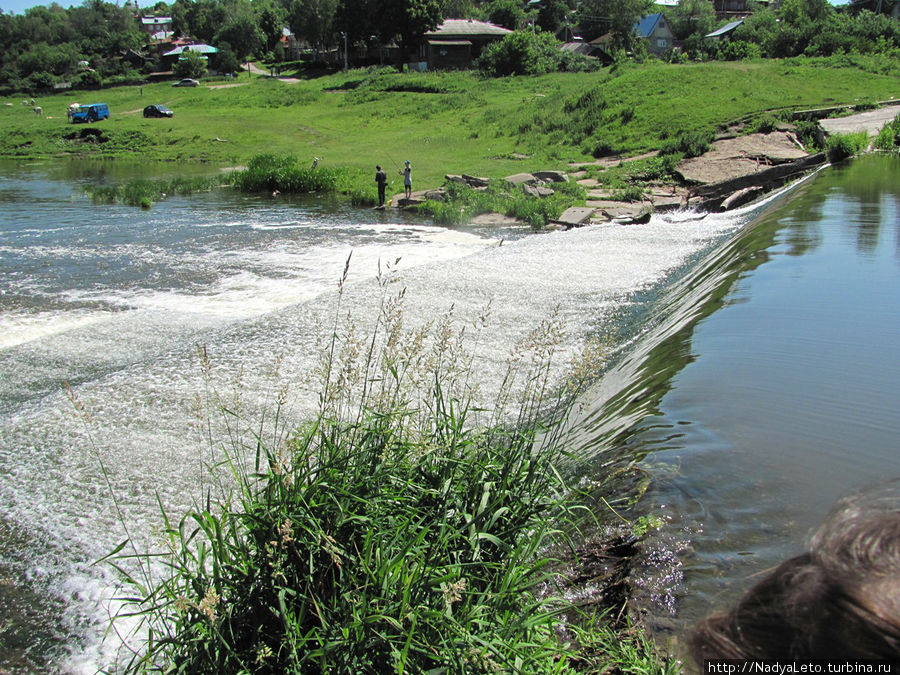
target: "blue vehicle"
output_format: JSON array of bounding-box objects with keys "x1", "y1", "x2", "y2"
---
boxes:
[{"x1": 70, "y1": 103, "x2": 110, "y2": 123}]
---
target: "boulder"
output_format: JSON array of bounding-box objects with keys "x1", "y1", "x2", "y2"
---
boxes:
[
  {"x1": 461, "y1": 174, "x2": 490, "y2": 188},
  {"x1": 522, "y1": 184, "x2": 555, "y2": 198},
  {"x1": 532, "y1": 170, "x2": 568, "y2": 183},
  {"x1": 550, "y1": 207, "x2": 595, "y2": 229},
  {"x1": 424, "y1": 188, "x2": 447, "y2": 202},
  {"x1": 505, "y1": 172, "x2": 537, "y2": 185}
]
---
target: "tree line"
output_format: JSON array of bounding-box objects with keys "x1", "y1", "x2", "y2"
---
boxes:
[{"x1": 1, "y1": 0, "x2": 898, "y2": 93}]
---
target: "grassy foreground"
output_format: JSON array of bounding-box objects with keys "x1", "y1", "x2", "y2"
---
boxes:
[
  {"x1": 2, "y1": 57, "x2": 898, "y2": 191},
  {"x1": 104, "y1": 276, "x2": 674, "y2": 673}
]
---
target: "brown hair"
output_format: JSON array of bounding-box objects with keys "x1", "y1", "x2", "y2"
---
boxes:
[{"x1": 690, "y1": 486, "x2": 900, "y2": 662}]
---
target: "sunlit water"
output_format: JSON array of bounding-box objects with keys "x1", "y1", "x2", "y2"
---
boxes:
[
  {"x1": 0, "y1": 155, "x2": 897, "y2": 671},
  {"x1": 561, "y1": 154, "x2": 900, "y2": 659}
]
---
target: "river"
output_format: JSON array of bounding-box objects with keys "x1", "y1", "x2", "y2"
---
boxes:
[{"x1": 0, "y1": 155, "x2": 897, "y2": 671}]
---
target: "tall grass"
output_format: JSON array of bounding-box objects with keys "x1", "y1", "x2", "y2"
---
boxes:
[
  {"x1": 417, "y1": 179, "x2": 586, "y2": 229},
  {"x1": 99, "y1": 259, "x2": 681, "y2": 673},
  {"x1": 874, "y1": 114, "x2": 900, "y2": 152},
  {"x1": 229, "y1": 154, "x2": 354, "y2": 194},
  {"x1": 82, "y1": 176, "x2": 221, "y2": 207},
  {"x1": 824, "y1": 131, "x2": 870, "y2": 163}
]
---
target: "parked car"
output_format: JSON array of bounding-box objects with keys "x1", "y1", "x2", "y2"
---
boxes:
[
  {"x1": 70, "y1": 103, "x2": 110, "y2": 123},
  {"x1": 143, "y1": 104, "x2": 173, "y2": 118},
  {"x1": 173, "y1": 78, "x2": 199, "y2": 87}
]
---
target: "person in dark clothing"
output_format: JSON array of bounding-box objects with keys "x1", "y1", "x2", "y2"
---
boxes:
[{"x1": 375, "y1": 165, "x2": 388, "y2": 206}]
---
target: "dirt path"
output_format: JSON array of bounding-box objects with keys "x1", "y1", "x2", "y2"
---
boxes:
[{"x1": 820, "y1": 104, "x2": 900, "y2": 136}]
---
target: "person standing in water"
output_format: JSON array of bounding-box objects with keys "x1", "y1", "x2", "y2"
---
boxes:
[
  {"x1": 400, "y1": 160, "x2": 412, "y2": 200},
  {"x1": 375, "y1": 165, "x2": 388, "y2": 207}
]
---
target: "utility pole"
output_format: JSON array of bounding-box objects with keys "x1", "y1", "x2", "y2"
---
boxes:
[{"x1": 341, "y1": 32, "x2": 348, "y2": 71}]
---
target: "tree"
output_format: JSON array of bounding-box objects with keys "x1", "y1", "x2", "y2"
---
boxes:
[
  {"x1": 214, "y1": 42, "x2": 241, "y2": 74},
  {"x1": 480, "y1": 0, "x2": 526, "y2": 31},
  {"x1": 664, "y1": 0, "x2": 716, "y2": 41},
  {"x1": 380, "y1": 0, "x2": 443, "y2": 55},
  {"x1": 576, "y1": 0, "x2": 653, "y2": 47},
  {"x1": 215, "y1": 13, "x2": 265, "y2": 61},
  {"x1": 174, "y1": 49, "x2": 208, "y2": 78},
  {"x1": 289, "y1": 0, "x2": 337, "y2": 55},
  {"x1": 255, "y1": 0, "x2": 287, "y2": 52}
]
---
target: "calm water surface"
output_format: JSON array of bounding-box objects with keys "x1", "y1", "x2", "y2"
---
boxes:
[{"x1": 604, "y1": 155, "x2": 900, "y2": 649}]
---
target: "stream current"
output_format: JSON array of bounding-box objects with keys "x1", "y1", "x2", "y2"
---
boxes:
[{"x1": 0, "y1": 155, "x2": 897, "y2": 671}]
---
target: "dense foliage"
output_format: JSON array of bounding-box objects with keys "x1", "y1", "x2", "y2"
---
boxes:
[
  {"x1": 0, "y1": 1, "x2": 144, "y2": 93},
  {"x1": 476, "y1": 30, "x2": 599, "y2": 76},
  {"x1": 3, "y1": 0, "x2": 899, "y2": 93}
]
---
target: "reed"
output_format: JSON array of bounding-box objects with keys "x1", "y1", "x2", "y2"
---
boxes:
[
  {"x1": 824, "y1": 131, "x2": 870, "y2": 163},
  {"x1": 103, "y1": 262, "x2": 673, "y2": 674},
  {"x1": 417, "y1": 179, "x2": 586, "y2": 229},
  {"x1": 81, "y1": 176, "x2": 221, "y2": 207},
  {"x1": 874, "y1": 114, "x2": 900, "y2": 152}
]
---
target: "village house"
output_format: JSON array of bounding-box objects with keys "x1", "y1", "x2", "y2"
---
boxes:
[
  {"x1": 420, "y1": 19, "x2": 512, "y2": 70},
  {"x1": 633, "y1": 13, "x2": 674, "y2": 56},
  {"x1": 848, "y1": 0, "x2": 900, "y2": 17},
  {"x1": 140, "y1": 16, "x2": 173, "y2": 36},
  {"x1": 161, "y1": 44, "x2": 219, "y2": 70},
  {"x1": 705, "y1": 19, "x2": 744, "y2": 43}
]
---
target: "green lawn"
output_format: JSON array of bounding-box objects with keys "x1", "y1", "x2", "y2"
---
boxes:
[{"x1": 2, "y1": 57, "x2": 897, "y2": 191}]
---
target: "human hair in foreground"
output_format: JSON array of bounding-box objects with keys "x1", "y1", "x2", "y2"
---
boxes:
[{"x1": 691, "y1": 483, "x2": 900, "y2": 662}]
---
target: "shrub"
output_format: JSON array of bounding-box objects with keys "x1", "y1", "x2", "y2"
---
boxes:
[
  {"x1": 660, "y1": 128, "x2": 715, "y2": 158},
  {"x1": 717, "y1": 40, "x2": 761, "y2": 61},
  {"x1": 477, "y1": 30, "x2": 565, "y2": 76},
  {"x1": 795, "y1": 119, "x2": 825, "y2": 151},
  {"x1": 824, "y1": 131, "x2": 869, "y2": 163},
  {"x1": 873, "y1": 114, "x2": 900, "y2": 152},
  {"x1": 230, "y1": 154, "x2": 350, "y2": 194},
  {"x1": 74, "y1": 70, "x2": 102, "y2": 89},
  {"x1": 417, "y1": 178, "x2": 585, "y2": 228},
  {"x1": 745, "y1": 115, "x2": 779, "y2": 134}
]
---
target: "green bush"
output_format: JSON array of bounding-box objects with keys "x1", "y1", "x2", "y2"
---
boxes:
[
  {"x1": 417, "y1": 179, "x2": 585, "y2": 228},
  {"x1": 717, "y1": 40, "x2": 762, "y2": 61},
  {"x1": 230, "y1": 154, "x2": 351, "y2": 194},
  {"x1": 795, "y1": 119, "x2": 825, "y2": 151},
  {"x1": 824, "y1": 131, "x2": 869, "y2": 163},
  {"x1": 873, "y1": 114, "x2": 900, "y2": 151},
  {"x1": 477, "y1": 30, "x2": 588, "y2": 76},
  {"x1": 660, "y1": 128, "x2": 715, "y2": 158}
]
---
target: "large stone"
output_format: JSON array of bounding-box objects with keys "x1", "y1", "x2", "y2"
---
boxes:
[
  {"x1": 461, "y1": 174, "x2": 490, "y2": 188},
  {"x1": 550, "y1": 207, "x2": 595, "y2": 229},
  {"x1": 504, "y1": 173, "x2": 537, "y2": 185},
  {"x1": 522, "y1": 184, "x2": 555, "y2": 198},
  {"x1": 424, "y1": 188, "x2": 447, "y2": 201},
  {"x1": 532, "y1": 170, "x2": 568, "y2": 183}
]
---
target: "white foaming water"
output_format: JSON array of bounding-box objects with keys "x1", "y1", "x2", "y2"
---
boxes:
[
  {"x1": 0, "y1": 310, "x2": 112, "y2": 350},
  {"x1": 0, "y1": 170, "x2": 755, "y2": 672}
]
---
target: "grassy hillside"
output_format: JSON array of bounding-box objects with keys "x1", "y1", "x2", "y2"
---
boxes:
[{"x1": 2, "y1": 56, "x2": 897, "y2": 190}]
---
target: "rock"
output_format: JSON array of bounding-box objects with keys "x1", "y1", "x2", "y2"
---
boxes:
[
  {"x1": 424, "y1": 188, "x2": 447, "y2": 201},
  {"x1": 612, "y1": 207, "x2": 652, "y2": 225},
  {"x1": 532, "y1": 170, "x2": 568, "y2": 183},
  {"x1": 461, "y1": 174, "x2": 490, "y2": 188},
  {"x1": 522, "y1": 184, "x2": 555, "y2": 198},
  {"x1": 550, "y1": 207, "x2": 595, "y2": 229},
  {"x1": 445, "y1": 174, "x2": 490, "y2": 188},
  {"x1": 504, "y1": 173, "x2": 537, "y2": 185}
]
